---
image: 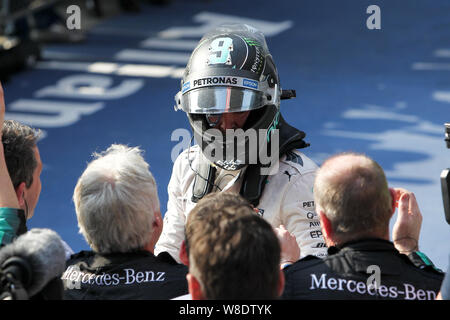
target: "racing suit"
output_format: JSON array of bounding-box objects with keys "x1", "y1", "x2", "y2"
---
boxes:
[
  {"x1": 281, "y1": 238, "x2": 444, "y2": 300},
  {"x1": 154, "y1": 145, "x2": 327, "y2": 263}
]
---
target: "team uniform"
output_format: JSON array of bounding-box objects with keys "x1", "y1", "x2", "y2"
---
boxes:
[
  {"x1": 282, "y1": 239, "x2": 444, "y2": 300},
  {"x1": 63, "y1": 250, "x2": 188, "y2": 300},
  {"x1": 155, "y1": 146, "x2": 327, "y2": 263}
]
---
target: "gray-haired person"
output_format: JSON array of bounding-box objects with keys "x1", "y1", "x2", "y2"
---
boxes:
[{"x1": 63, "y1": 144, "x2": 188, "y2": 300}]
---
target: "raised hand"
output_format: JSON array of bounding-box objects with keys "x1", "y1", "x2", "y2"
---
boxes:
[
  {"x1": 275, "y1": 224, "x2": 300, "y2": 266},
  {"x1": 391, "y1": 188, "x2": 422, "y2": 253}
]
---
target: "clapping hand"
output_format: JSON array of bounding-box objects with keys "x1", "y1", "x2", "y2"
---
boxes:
[{"x1": 391, "y1": 188, "x2": 422, "y2": 253}]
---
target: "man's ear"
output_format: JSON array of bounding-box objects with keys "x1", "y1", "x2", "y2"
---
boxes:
[
  {"x1": 187, "y1": 273, "x2": 204, "y2": 300},
  {"x1": 145, "y1": 211, "x2": 164, "y2": 253},
  {"x1": 153, "y1": 211, "x2": 163, "y2": 232},
  {"x1": 277, "y1": 269, "x2": 285, "y2": 297},
  {"x1": 319, "y1": 211, "x2": 333, "y2": 242},
  {"x1": 179, "y1": 240, "x2": 189, "y2": 266},
  {"x1": 15, "y1": 182, "x2": 26, "y2": 207},
  {"x1": 389, "y1": 188, "x2": 397, "y2": 218}
]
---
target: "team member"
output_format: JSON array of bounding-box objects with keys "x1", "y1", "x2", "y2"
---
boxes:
[
  {"x1": 183, "y1": 192, "x2": 284, "y2": 299},
  {"x1": 0, "y1": 82, "x2": 66, "y2": 300},
  {"x1": 155, "y1": 24, "x2": 326, "y2": 262},
  {"x1": 63, "y1": 144, "x2": 188, "y2": 300},
  {"x1": 0, "y1": 83, "x2": 73, "y2": 259},
  {"x1": 0, "y1": 117, "x2": 42, "y2": 246},
  {"x1": 282, "y1": 152, "x2": 444, "y2": 300}
]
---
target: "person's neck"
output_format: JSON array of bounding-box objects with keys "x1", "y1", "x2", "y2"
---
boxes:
[
  {"x1": 328, "y1": 229, "x2": 389, "y2": 248},
  {"x1": 143, "y1": 242, "x2": 155, "y2": 254}
]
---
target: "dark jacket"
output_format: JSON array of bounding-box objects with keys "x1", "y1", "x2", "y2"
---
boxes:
[
  {"x1": 282, "y1": 238, "x2": 444, "y2": 300},
  {"x1": 63, "y1": 250, "x2": 188, "y2": 300}
]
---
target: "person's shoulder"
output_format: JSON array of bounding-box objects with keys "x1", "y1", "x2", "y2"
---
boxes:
[
  {"x1": 402, "y1": 251, "x2": 445, "y2": 280},
  {"x1": 156, "y1": 251, "x2": 181, "y2": 264},
  {"x1": 171, "y1": 144, "x2": 200, "y2": 173},
  {"x1": 284, "y1": 255, "x2": 325, "y2": 273},
  {"x1": 279, "y1": 150, "x2": 318, "y2": 176},
  {"x1": 156, "y1": 252, "x2": 188, "y2": 270},
  {"x1": 175, "y1": 144, "x2": 199, "y2": 162},
  {"x1": 269, "y1": 150, "x2": 317, "y2": 190},
  {"x1": 66, "y1": 250, "x2": 95, "y2": 263}
]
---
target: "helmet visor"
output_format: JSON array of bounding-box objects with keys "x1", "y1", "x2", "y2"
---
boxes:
[{"x1": 180, "y1": 86, "x2": 266, "y2": 114}]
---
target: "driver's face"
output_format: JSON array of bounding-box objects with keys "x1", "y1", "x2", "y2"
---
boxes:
[{"x1": 210, "y1": 111, "x2": 250, "y2": 133}]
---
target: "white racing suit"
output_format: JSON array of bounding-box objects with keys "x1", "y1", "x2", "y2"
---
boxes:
[{"x1": 154, "y1": 145, "x2": 327, "y2": 263}]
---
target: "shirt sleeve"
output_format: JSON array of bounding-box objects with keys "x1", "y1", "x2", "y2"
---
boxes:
[
  {"x1": 280, "y1": 172, "x2": 328, "y2": 259},
  {"x1": 154, "y1": 155, "x2": 187, "y2": 263},
  {"x1": 0, "y1": 207, "x2": 27, "y2": 247}
]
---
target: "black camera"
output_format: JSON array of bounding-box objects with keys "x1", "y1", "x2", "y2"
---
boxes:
[{"x1": 441, "y1": 123, "x2": 450, "y2": 224}]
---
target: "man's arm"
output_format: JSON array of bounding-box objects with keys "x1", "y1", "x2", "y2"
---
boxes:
[
  {"x1": 0, "y1": 82, "x2": 20, "y2": 209},
  {"x1": 275, "y1": 224, "x2": 300, "y2": 269},
  {"x1": 154, "y1": 153, "x2": 188, "y2": 263},
  {"x1": 391, "y1": 187, "x2": 442, "y2": 273},
  {"x1": 391, "y1": 188, "x2": 422, "y2": 253},
  {"x1": 0, "y1": 82, "x2": 26, "y2": 246}
]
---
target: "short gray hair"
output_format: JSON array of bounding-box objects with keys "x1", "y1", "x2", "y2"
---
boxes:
[
  {"x1": 73, "y1": 144, "x2": 160, "y2": 254},
  {"x1": 314, "y1": 152, "x2": 392, "y2": 240}
]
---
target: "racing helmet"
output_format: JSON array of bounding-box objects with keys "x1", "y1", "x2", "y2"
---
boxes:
[{"x1": 174, "y1": 24, "x2": 282, "y2": 171}]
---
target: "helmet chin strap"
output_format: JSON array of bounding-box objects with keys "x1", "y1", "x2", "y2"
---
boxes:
[
  {"x1": 188, "y1": 136, "x2": 221, "y2": 203},
  {"x1": 240, "y1": 113, "x2": 309, "y2": 207}
]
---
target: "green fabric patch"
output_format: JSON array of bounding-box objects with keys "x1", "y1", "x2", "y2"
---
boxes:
[{"x1": 0, "y1": 208, "x2": 22, "y2": 246}]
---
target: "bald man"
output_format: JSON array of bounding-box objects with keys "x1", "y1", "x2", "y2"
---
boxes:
[{"x1": 281, "y1": 152, "x2": 444, "y2": 300}]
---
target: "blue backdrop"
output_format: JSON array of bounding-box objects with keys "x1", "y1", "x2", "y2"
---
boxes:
[{"x1": 3, "y1": 0, "x2": 450, "y2": 270}]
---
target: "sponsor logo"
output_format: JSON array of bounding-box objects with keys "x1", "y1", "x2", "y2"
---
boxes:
[
  {"x1": 192, "y1": 77, "x2": 238, "y2": 88},
  {"x1": 63, "y1": 265, "x2": 82, "y2": 289},
  {"x1": 283, "y1": 170, "x2": 293, "y2": 181},
  {"x1": 255, "y1": 208, "x2": 265, "y2": 217},
  {"x1": 310, "y1": 230, "x2": 323, "y2": 239},
  {"x1": 303, "y1": 201, "x2": 315, "y2": 208},
  {"x1": 309, "y1": 273, "x2": 437, "y2": 300},
  {"x1": 182, "y1": 81, "x2": 190, "y2": 93},
  {"x1": 244, "y1": 37, "x2": 260, "y2": 47},
  {"x1": 61, "y1": 266, "x2": 166, "y2": 287},
  {"x1": 309, "y1": 221, "x2": 321, "y2": 227},
  {"x1": 243, "y1": 78, "x2": 258, "y2": 89},
  {"x1": 306, "y1": 212, "x2": 317, "y2": 219}
]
